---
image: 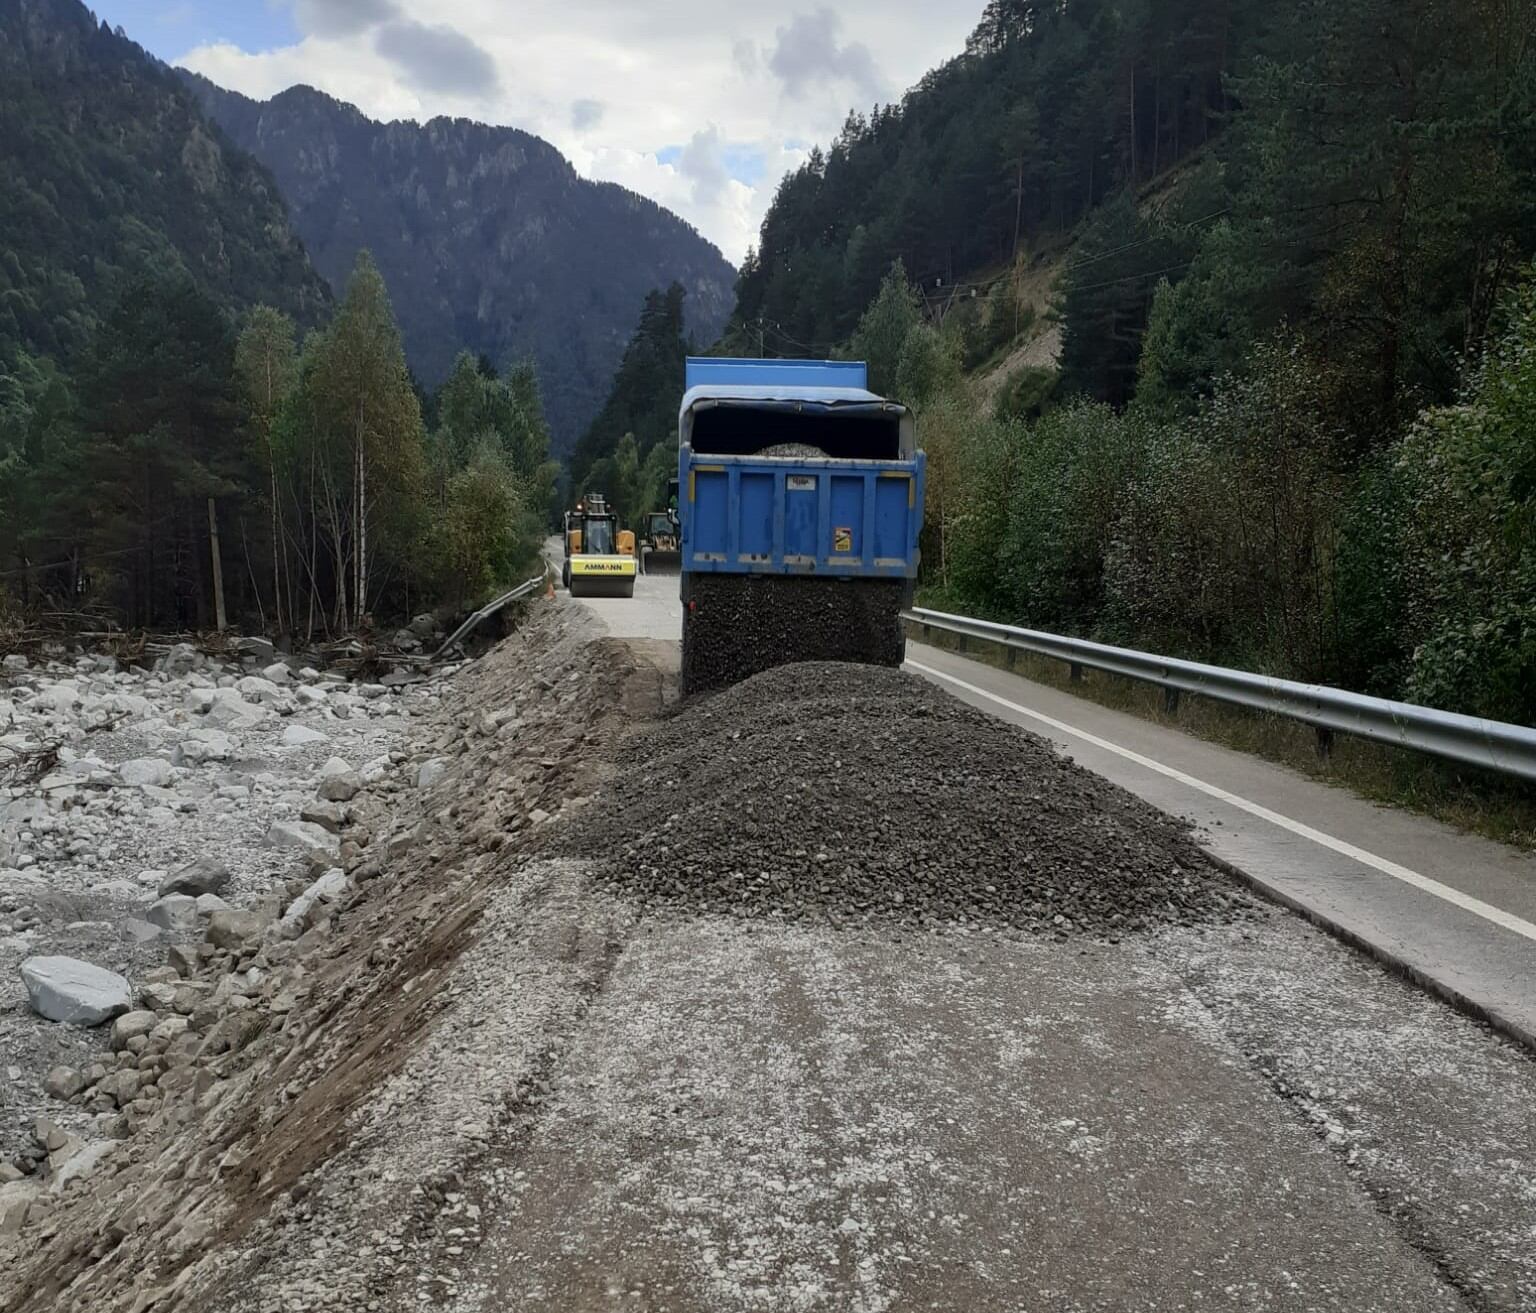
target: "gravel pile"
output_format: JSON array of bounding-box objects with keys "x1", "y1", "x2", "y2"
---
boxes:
[
  {"x1": 682, "y1": 575, "x2": 906, "y2": 693},
  {"x1": 755, "y1": 443, "x2": 829, "y2": 458},
  {"x1": 574, "y1": 662, "x2": 1252, "y2": 936}
]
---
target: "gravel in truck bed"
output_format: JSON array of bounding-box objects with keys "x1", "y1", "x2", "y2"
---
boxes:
[
  {"x1": 567, "y1": 662, "x2": 1255, "y2": 935},
  {"x1": 682, "y1": 574, "x2": 907, "y2": 694}
]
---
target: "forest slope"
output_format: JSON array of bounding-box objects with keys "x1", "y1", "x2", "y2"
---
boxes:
[
  {"x1": 184, "y1": 75, "x2": 737, "y2": 453},
  {"x1": 0, "y1": 0, "x2": 330, "y2": 371}
]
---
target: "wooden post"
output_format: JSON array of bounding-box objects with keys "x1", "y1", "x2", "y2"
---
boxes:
[{"x1": 207, "y1": 496, "x2": 227, "y2": 632}]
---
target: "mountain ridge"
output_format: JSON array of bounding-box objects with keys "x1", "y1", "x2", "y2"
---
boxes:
[
  {"x1": 0, "y1": 0, "x2": 332, "y2": 368},
  {"x1": 181, "y1": 71, "x2": 737, "y2": 453}
]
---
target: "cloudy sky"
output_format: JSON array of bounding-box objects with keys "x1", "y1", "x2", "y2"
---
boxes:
[{"x1": 88, "y1": 0, "x2": 981, "y2": 266}]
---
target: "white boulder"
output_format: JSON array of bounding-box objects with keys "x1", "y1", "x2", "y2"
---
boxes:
[
  {"x1": 119, "y1": 758, "x2": 175, "y2": 789},
  {"x1": 236, "y1": 676, "x2": 284, "y2": 706},
  {"x1": 20, "y1": 957, "x2": 132, "y2": 1026},
  {"x1": 144, "y1": 895, "x2": 200, "y2": 934},
  {"x1": 317, "y1": 771, "x2": 361, "y2": 803},
  {"x1": 416, "y1": 758, "x2": 448, "y2": 790},
  {"x1": 279, "y1": 869, "x2": 349, "y2": 937},
  {"x1": 176, "y1": 729, "x2": 236, "y2": 765},
  {"x1": 205, "y1": 698, "x2": 267, "y2": 730},
  {"x1": 263, "y1": 820, "x2": 341, "y2": 861}
]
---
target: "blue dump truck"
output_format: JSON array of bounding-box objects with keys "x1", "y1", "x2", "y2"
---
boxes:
[{"x1": 677, "y1": 357, "x2": 926, "y2": 693}]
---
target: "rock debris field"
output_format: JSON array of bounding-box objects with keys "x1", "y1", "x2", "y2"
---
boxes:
[
  {"x1": 0, "y1": 606, "x2": 632, "y2": 1313},
  {"x1": 570, "y1": 661, "x2": 1256, "y2": 935},
  {"x1": 0, "y1": 631, "x2": 449, "y2": 1178}
]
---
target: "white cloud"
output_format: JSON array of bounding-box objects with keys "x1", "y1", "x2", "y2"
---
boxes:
[
  {"x1": 570, "y1": 97, "x2": 604, "y2": 132},
  {"x1": 291, "y1": 0, "x2": 399, "y2": 38},
  {"x1": 177, "y1": 1, "x2": 983, "y2": 263},
  {"x1": 767, "y1": 8, "x2": 884, "y2": 102}
]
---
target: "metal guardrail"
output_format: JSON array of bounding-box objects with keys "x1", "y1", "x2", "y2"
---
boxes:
[
  {"x1": 904, "y1": 607, "x2": 1536, "y2": 784},
  {"x1": 431, "y1": 573, "x2": 547, "y2": 661}
]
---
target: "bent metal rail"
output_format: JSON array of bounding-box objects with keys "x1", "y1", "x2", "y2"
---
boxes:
[
  {"x1": 431, "y1": 574, "x2": 547, "y2": 661},
  {"x1": 904, "y1": 607, "x2": 1536, "y2": 784}
]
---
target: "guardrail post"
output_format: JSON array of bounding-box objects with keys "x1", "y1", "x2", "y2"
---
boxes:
[
  {"x1": 1315, "y1": 726, "x2": 1334, "y2": 762},
  {"x1": 1069, "y1": 662, "x2": 1084, "y2": 684},
  {"x1": 1163, "y1": 687, "x2": 1181, "y2": 715}
]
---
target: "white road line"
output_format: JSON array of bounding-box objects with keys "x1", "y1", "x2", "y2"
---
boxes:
[{"x1": 907, "y1": 658, "x2": 1536, "y2": 946}]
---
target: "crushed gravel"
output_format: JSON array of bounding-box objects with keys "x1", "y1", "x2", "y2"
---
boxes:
[
  {"x1": 681, "y1": 575, "x2": 906, "y2": 694},
  {"x1": 569, "y1": 661, "x2": 1255, "y2": 936}
]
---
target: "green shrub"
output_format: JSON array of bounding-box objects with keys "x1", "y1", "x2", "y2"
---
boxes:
[
  {"x1": 1392, "y1": 276, "x2": 1536, "y2": 722},
  {"x1": 1104, "y1": 340, "x2": 1344, "y2": 677},
  {"x1": 998, "y1": 400, "x2": 1141, "y2": 632},
  {"x1": 992, "y1": 365, "x2": 1058, "y2": 423}
]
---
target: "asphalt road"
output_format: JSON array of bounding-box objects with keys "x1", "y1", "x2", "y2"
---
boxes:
[
  {"x1": 545, "y1": 536, "x2": 683, "y2": 642},
  {"x1": 906, "y1": 640, "x2": 1536, "y2": 1049},
  {"x1": 504, "y1": 575, "x2": 1536, "y2": 1311}
]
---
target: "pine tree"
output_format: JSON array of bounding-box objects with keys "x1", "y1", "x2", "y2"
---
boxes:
[
  {"x1": 76, "y1": 270, "x2": 241, "y2": 628},
  {"x1": 235, "y1": 307, "x2": 299, "y2": 634},
  {"x1": 851, "y1": 261, "x2": 924, "y2": 395},
  {"x1": 302, "y1": 251, "x2": 425, "y2": 629}
]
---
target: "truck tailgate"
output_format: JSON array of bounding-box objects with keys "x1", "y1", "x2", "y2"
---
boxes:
[{"x1": 682, "y1": 453, "x2": 925, "y2": 578}]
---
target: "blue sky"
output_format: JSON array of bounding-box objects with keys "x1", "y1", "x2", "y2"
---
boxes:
[
  {"x1": 95, "y1": 0, "x2": 980, "y2": 262},
  {"x1": 656, "y1": 143, "x2": 769, "y2": 190},
  {"x1": 87, "y1": 1, "x2": 298, "y2": 61}
]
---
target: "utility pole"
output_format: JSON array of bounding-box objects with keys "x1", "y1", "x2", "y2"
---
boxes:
[{"x1": 206, "y1": 496, "x2": 227, "y2": 631}]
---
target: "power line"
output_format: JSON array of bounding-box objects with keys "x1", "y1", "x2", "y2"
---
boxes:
[
  {"x1": 763, "y1": 320, "x2": 837, "y2": 357},
  {"x1": 1062, "y1": 207, "x2": 1231, "y2": 274},
  {"x1": 1068, "y1": 261, "x2": 1194, "y2": 295}
]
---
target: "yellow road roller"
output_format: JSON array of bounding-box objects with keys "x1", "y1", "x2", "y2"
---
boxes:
[{"x1": 562, "y1": 495, "x2": 637, "y2": 598}]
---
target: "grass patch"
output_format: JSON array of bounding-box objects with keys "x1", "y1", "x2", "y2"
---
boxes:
[{"x1": 911, "y1": 622, "x2": 1536, "y2": 852}]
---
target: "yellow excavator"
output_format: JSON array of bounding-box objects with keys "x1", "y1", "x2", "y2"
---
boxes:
[
  {"x1": 638, "y1": 478, "x2": 681, "y2": 575},
  {"x1": 562, "y1": 494, "x2": 636, "y2": 598}
]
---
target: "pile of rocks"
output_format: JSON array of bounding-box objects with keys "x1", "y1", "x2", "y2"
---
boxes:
[
  {"x1": 574, "y1": 662, "x2": 1254, "y2": 936},
  {"x1": 390, "y1": 612, "x2": 445, "y2": 655},
  {"x1": 681, "y1": 575, "x2": 906, "y2": 693},
  {"x1": 0, "y1": 635, "x2": 447, "y2": 1170},
  {"x1": 1, "y1": 846, "x2": 357, "y2": 1239}
]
